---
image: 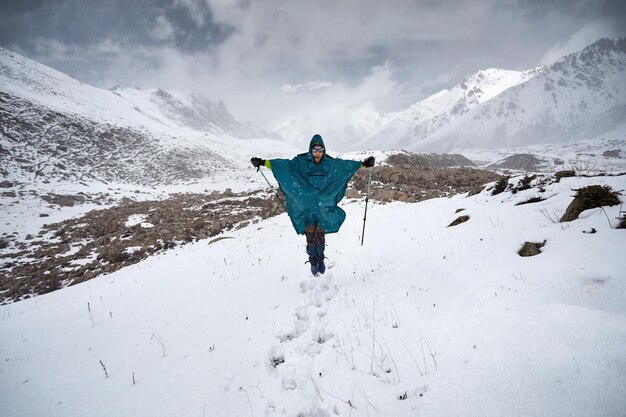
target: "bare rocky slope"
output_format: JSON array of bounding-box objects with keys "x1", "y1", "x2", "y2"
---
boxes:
[
  {"x1": 0, "y1": 47, "x2": 284, "y2": 187},
  {"x1": 0, "y1": 91, "x2": 234, "y2": 185}
]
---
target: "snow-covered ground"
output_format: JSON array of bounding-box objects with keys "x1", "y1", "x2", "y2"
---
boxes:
[
  {"x1": 0, "y1": 136, "x2": 299, "y2": 243},
  {"x1": 456, "y1": 137, "x2": 626, "y2": 172},
  {"x1": 1, "y1": 174, "x2": 625, "y2": 417}
]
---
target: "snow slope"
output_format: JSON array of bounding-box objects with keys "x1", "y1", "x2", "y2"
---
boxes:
[
  {"x1": 1, "y1": 47, "x2": 297, "y2": 186},
  {"x1": 1, "y1": 174, "x2": 625, "y2": 417}
]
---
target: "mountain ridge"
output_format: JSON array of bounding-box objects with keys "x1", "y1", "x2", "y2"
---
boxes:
[
  {"x1": 0, "y1": 47, "x2": 287, "y2": 186},
  {"x1": 410, "y1": 37, "x2": 626, "y2": 152},
  {"x1": 270, "y1": 38, "x2": 626, "y2": 152}
]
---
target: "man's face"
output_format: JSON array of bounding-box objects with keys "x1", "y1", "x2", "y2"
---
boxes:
[{"x1": 312, "y1": 146, "x2": 324, "y2": 163}]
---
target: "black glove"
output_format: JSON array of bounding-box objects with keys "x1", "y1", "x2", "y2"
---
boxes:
[
  {"x1": 362, "y1": 156, "x2": 375, "y2": 168},
  {"x1": 251, "y1": 157, "x2": 265, "y2": 169}
]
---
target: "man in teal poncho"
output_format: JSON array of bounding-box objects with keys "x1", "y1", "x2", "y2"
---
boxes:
[{"x1": 251, "y1": 134, "x2": 375, "y2": 276}]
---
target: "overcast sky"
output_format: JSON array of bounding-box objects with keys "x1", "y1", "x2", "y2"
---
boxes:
[{"x1": 1, "y1": 0, "x2": 624, "y2": 124}]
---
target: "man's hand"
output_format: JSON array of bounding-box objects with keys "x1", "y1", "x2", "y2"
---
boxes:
[
  {"x1": 362, "y1": 156, "x2": 375, "y2": 168},
  {"x1": 251, "y1": 157, "x2": 265, "y2": 169}
]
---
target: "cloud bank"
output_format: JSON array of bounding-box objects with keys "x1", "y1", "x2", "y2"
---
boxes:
[{"x1": 1, "y1": 0, "x2": 624, "y2": 124}]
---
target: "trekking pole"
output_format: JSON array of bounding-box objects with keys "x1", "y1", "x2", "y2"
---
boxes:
[
  {"x1": 361, "y1": 167, "x2": 373, "y2": 246},
  {"x1": 257, "y1": 166, "x2": 287, "y2": 211}
]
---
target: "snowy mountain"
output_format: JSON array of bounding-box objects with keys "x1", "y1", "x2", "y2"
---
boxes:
[
  {"x1": 411, "y1": 38, "x2": 626, "y2": 152},
  {"x1": 0, "y1": 47, "x2": 285, "y2": 185},
  {"x1": 270, "y1": 38, "x2": 626, "y2": 153},
  {"x1": 358, "y1": 68, "x2": 536, "y2": 150}
]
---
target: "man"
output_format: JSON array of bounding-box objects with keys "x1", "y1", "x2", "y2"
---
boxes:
[{"x1": 251, "y1": 134, "x2": 375, "y2": 276}]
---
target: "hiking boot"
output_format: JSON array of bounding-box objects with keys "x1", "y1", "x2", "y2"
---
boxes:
[
  {"x1": 309, "y1": 260, "x2": 320, "y2": 277},
  {"x1": 317, "y1": 257, "x2": 326, "y2": 275}
]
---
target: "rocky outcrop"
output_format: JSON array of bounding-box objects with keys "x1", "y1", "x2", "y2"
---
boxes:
[
  {"x1": 486, "y1": 154, "x2": 546, "y2": 171},
  {"x1": 348, "y1": 166, "x2": 501, "y2": 203},
  {"x1": 518, "y1": 241, "x2": 546, "y2": 257},
  {"x1": 385, "y1": 152, "x2": 474, "y2": 167}
]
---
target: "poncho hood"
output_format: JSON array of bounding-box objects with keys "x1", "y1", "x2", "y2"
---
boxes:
[{"x1": 309, "y1": 134, "x2": 326, "y2": 160}]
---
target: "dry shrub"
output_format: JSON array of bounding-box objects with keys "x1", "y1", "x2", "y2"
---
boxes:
[{"x1": 560, "y1": 185, "x2": 621, "y2": 222}]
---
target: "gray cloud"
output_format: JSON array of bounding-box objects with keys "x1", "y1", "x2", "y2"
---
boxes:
[{"x1": 1, "y1": 0, "x2": 624, "y2": 124}]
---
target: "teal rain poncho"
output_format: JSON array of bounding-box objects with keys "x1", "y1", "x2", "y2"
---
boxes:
[{"x1": 269, "y1": 135, "x2": 362, "y2": 235}]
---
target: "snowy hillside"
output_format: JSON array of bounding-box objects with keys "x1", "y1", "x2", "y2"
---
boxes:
[
  {"x1": 0, "y1": 47, "x2": 288, "y2": 186},
  {"x1": 1, "y1": 173, "x2": 625, "y2": 417},
  {"x1": 271, "y1": 38, "x2": 626, "y2": 153},
  {"x1": 0, "y1": 47, "x2": 275, "y2": 139}
]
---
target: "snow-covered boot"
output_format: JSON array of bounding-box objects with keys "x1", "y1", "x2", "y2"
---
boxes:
[
  {"x1": 317, "y1": 255, "x2": 326, "y2": 275},
  {"x1": 309, "y1": 258, "x2": 320, "y2": 276}
]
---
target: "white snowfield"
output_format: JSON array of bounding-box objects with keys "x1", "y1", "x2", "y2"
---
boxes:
[{"x1": 1, "y1": 175, "x2": 625, "y2": 417}]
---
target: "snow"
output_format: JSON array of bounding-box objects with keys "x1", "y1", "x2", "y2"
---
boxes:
[
  {"x1": 0, "y1": 180, "x2": 169, "y2": 245},
  {"x1": 456, "y1": 137, "x2": 626, "y2": 172},
  {"x1": 1, "y1": 175, "x2": 625, "y2": 417},
  {"x1": 124, "y1": 215, "x2": 154, "y2": 229},
  {"x1": 270, "y1": 39, "x2": 626, "y2": 153},
  {"x1": 0, "y1": 48, "x2": 245, "y2": 139},
  {"x1": 1, "y1": 36, "x2": 626, "y2": 417}
]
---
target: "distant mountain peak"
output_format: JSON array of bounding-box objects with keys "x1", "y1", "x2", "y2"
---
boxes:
[
  {"x1": 0, "y1": 48, "x2": 276, "y2": 139},
  {"x1": 582, "y1": 37, "x2": 626, "y2": 56},
  {"x1": 271, "y1": 37, "x2": 626, "y2": 152}
]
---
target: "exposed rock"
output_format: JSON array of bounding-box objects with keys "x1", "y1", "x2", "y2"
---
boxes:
[
  {"x1": 518, "y1": 241, "x2": 546, "y2": 257},
  {"x1": 350, "y1": 166, "x2": 502, "y2": 205},
  {"x1": 560, "y1": 185, "x2": 621, "y2": 222},
  {"x1": 487, "y1": 154, "x2": 545, "y2": 171},
  {"x1": 345, "y1": 188, "x2": 360, "y2": 199},
  {"x1": 386, "y1": 152, "x2": 475, "y2": 167},
  {"x1": 467, "y1": 185, "x2": 485, "y2": 196},
  {"x1": 515, "y1": 197, "x2": 545, "y2": 206},
  {"x1": 491, "y1": 177, "x2": 509, "y2": 195},
  {"x1": 555, "y1": 170, "x2": 576, "y2": 182},
  {"x1": 448, "y1": 215, "x2": 470, "y2": 227},
  {"x1": 41, "y1": 194, "x2": 86, "y2": 207},
  {"x1": 602, "y1": 149, "x2": 621, "y2": 158}
]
